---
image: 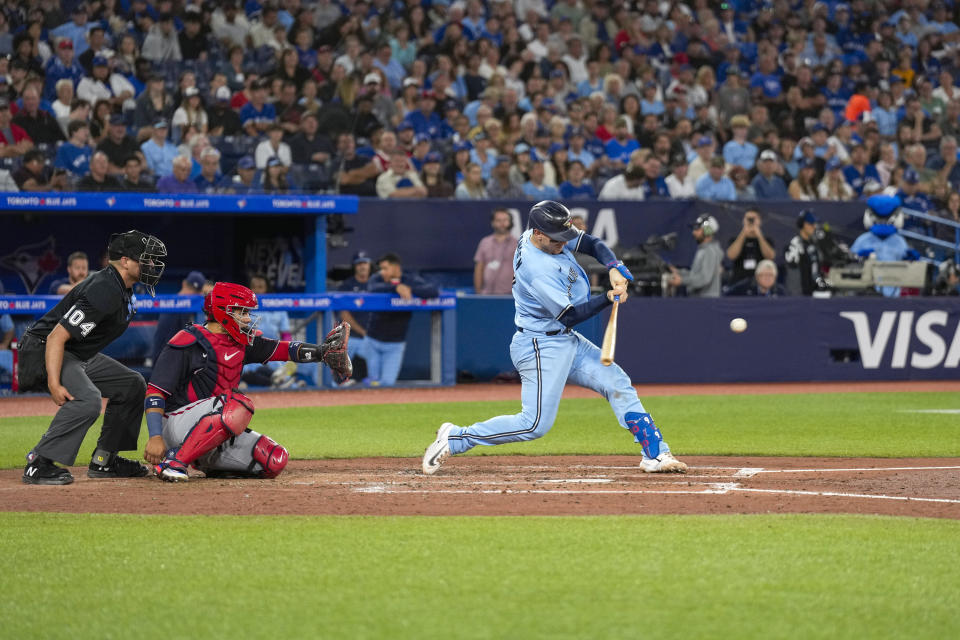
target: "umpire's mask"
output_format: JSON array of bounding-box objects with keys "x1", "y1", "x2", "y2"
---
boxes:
[{"x1": 108, "y1": 230, "x2": 167, "y2": 296}]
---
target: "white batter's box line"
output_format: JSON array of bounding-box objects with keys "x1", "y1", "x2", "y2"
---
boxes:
[
  {"x1": 741, "y1": 465, "x2": 960, "y2": 475},
  {"x1": 730, "y1": 487, "x2": 960, "y2": 505}
]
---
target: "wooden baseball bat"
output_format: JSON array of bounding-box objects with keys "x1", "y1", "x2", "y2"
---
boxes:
[{"x1": 600, "y1": 298, "x2": 619, "y2": 366}]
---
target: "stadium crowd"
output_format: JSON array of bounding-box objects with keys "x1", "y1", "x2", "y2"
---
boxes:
[{"x1": 0, "y1": 0, "x2": 956, "y2": 219}]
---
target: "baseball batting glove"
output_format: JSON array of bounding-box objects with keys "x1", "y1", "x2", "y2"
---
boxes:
[{"x1": 606, "y1": 260, "x2": 635, "y2": 282}]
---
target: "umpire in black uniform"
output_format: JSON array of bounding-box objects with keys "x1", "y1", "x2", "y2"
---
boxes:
[{"x1": 19, "y1": 230, "x2": 167, "y2": 485}]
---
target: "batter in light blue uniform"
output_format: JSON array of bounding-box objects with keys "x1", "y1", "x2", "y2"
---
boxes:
[{"x1": 422, "y1": 201, "x2": 687, "y2": 475}]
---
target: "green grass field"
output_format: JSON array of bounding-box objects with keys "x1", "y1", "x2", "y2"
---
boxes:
[{"x1": 2, "y1": 390, "x2": 959, "y2": 639}]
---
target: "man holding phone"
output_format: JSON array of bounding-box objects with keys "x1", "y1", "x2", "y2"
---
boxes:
[{"x1": 726, "y1": 209, "x2": 776, "y2": 285}]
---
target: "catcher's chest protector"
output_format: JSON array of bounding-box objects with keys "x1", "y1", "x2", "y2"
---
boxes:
[{"x1": 172, "y1": 325, "x2": 247, "y2": 400}]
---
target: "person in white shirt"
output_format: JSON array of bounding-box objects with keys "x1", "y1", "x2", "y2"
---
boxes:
[
  {"x1": 665, "y1": 157, "x2": 696, "y2": 198},
  {"x1": 255, "y1": 124, "x2": 292, "y2": 168},
  {"x1": 51, "y1": 79, "x2": 74, "y2": 133},
  {"x1": 561, "y1": 36, "x2": 589, "y2": 86},
  {"x1": 211, "y1": 2, "x2": 251, "y2": 49},
  {"x1": 598, "y1": 165, "x2": 646, "y2": 200}
]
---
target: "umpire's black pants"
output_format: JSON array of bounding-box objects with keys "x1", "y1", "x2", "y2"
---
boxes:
[{"x1": 32, "y1": 352, "x2": 146, "y2": 466}]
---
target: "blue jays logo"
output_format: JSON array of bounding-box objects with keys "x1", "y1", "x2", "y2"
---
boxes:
[
  {"x1": 567, "y1": 267, "x2": 578, "y2": 283},
  {"x1": 0, "y1": 236, "x2": 61, "y2": 294}
]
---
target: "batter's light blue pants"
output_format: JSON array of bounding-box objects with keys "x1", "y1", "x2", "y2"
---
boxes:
[{"x1": 447, "y1": 330, "x2": 670, "y2": 456}]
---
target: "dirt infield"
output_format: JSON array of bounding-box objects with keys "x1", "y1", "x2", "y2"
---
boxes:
[
  {"x1": 2, "y1": 456, "x2": 958, "y2": 519},
  {"x1": 3, "y1": 381, "x2": 958, "y2": 519}
]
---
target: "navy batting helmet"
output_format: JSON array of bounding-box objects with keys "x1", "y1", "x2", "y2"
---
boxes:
[{"x1": 528, "y1": 200, "x2": 580, "y2": 242}]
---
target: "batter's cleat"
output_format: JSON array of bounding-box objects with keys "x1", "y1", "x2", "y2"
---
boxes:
[
  {"x1": 155, "y1": 457, "x2": 190, "y2": 482},
  {"x1": 422, "y1": 423, "x2": 454, "y2": 475},
  {"x1": 22, "y1": 457, "x2": 74, "y2": 485},
  {"x1": 88, "y1": 454, "x2": 149, "y2": 479},
  {"x1": 640, "y1": 452, "x2": 688, "y2": 474}
]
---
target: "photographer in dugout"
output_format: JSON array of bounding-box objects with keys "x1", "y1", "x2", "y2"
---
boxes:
[{"x1": 19, "y1": 230, "x2": 167, "y2": 485}]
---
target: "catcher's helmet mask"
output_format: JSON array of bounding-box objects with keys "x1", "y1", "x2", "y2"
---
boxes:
[
  {"x1": 204, "y1": 282, "x2": 261, "y2": 345},
  {"x1": 528, "y1": 200, "x2": 580, "y2": 242}
]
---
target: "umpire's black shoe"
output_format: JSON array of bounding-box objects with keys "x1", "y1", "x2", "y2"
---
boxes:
[
  {"x1": 23, "y1": 457, "x2": 74, "y2": 485},
  {"x1": 88, "y1": 454, "x2": 149, "y2": 479}
]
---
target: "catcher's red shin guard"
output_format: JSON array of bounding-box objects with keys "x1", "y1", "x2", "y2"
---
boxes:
[
  {"x1": 174, "y1": 392, "x2": 255, "y2": 466},
  {"x1": 252, "y1": 435, "x2": 288, "y2": 478}
]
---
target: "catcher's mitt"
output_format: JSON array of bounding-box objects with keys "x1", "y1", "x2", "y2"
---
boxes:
[{"x1": 320, "y1": 321, "x2": 352, "y2": 383}]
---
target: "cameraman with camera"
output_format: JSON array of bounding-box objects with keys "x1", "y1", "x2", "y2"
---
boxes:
[
  {"x1": 667, "y1": 215, "x2": 724, "y2": 297},
  {"x1": 726, "y1": 210, "x2": 776, "y2": 284}
]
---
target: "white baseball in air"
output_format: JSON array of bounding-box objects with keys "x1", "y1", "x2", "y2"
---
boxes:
[{"x1": 729, "y1": 317, "x2": 747, "y2": 333}]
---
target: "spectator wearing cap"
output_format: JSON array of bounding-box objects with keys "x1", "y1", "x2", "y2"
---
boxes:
[
  {"x1": 377, "y1": 150, "x2": 427, "y2": 199},
  {"x1": 604, "y1": 116, "x2": 640, "y2": 170},
  {"x1": 47, "y1": 251, "x2": 89, "y2": 296},
  {"x1": 454, "y1": 162, "x2": 489, "y2": 200},
  {"x1": 409, "y1": 133, "x2": 432, "y2": 171},
  {"x1": 0, "y1": 97, "x2": 33, "y2": 159},
  {"x1": 171, "y1": 87, "x2": 209, "y2": 143},
  {"x1": 262, "y1": 156, "x2": 297, "y2": 194},
  {"x1": 13, "y1": 149, "x2": 69, "y2": 192},
  {"x1": 566, "y1": 128, "x2": 597, "y2": 172},
  {"x1": 54, "y1": 120, "x2": 93, "y2": 177},
  {"x1": 784, "y1": 210, "x2": 827, "y2": 296},
  {"x1": 817, "y1": 157, "x2": 855, "y2": 201},
  {"x1": 485, "y1": 153, "x2": 522, "y2": 199},
  {"x1": 207, "y1": 86, "x2": 243, "y2": 137},
  {"x1": 723, "y1": 114, "x2": 758, "y2": 171},
  {"x1": 158, "y1": 154, "x2": 200, "y2": 193},
  {"x1": 897, "y1": 167, "x2": 936, "y2": 234},
  {"x1": 695, "y1": 156, "x2": 737, "y2": 201},
  {"x1": 665, "y1": 154, "x2": 696, "y2": 199},
  {"x1": 396, "y1": 77, "x2": 422, "y2": 120},
  {"x1": 751, "y1": 150, "x2": 789, "y2": 199},
  {"x1": 402, "y1": 90, "x2": 445, "y2": 139},
  {"x1": 222, "y1": 155, "x2": 262, "y2": 195},
  {"x1": 142, "y1": 13, "x2": 182, "y2": 62},
  {"x1": 43, "y1": 39, "x2": 85, "y2": 102},
  {"x1": 361, "y1": 72, "x2": 398, "y2": 130},
  {"x1": 598, "y1": 164, "x2": 645, "y2": 200},
  {"x1": 445, "y1": 140, "x2": 473, "y2": 186},
  {"x1": 522, "y1": 161, "x2": 559, "y2": 200},
  {"x1": 639, "y1": 82, "x2": 665, "y2": 116},
  {"x1": 140, "y1": 120, "x2": 178, "y2": 177},
  {"x1": 133, "y1": 76, "x2": 175, "y2": 132},
  {"x1": 687, "y1": 135, "x2": 715, "y2": 184},
  {"x1": 50, "y1": 5, "x2": 91, "y2": 55},
  {"x1": 78, "y1": 151, "x2": 123, "y2": 192},
  {"x1": 421, "y1": 151, "x2": 455, "y2": 198},
  {"x1": 120, "y1": 155, "x2": 154, "y2": 192},
  {"x1": 96, "y1": 114, "x2": 140, "y2": 173},
  {"x1": 789, "y1": 157, "x2": 820, "y2": 201},
  {"x1": 239, "y1": 80, "x2": 277, "y2": 137},
  {"x1": 290, "y1": 112, "x2": 332, "y2": 167},
  {"x1": 666, "y1": 215, "x2": 724, "y2": 298},
  {"x1": 255, "y1": 123, "x2": 292, "y2": 169},
  {"x1": 469, "y1": 132, "x2": 497, "y2": 180},
  {"x1": 843, "y1": 144, "x2": 882, "y2": 197},
  {"x1": 559, "y1": 160, "x2": 596, "y2": 200},
  {"x1": 151, "y1": 270, "x2": 207, "y2": 363}
]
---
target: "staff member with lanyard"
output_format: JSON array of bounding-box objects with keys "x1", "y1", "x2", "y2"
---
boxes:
[{"x1": 19, "y1": 230, "x2": 167, "y2": 485}]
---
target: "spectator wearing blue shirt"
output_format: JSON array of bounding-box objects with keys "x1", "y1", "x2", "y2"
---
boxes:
[
  {"x1": 558, "y1": 160, "x2": 596, "y2": 200},
  {"x1": 49, "y1": 6, "x2": 92, "y2": 56},
  {"x1": 239, "y1": 80, "x2": 277, "y2": 137},
  {"x1": 843, "y1": 145, "x2": 882, "y2": 196},
  {"x1": 604, "y1": 116, "x2": 640, "y2": 168},
  {"x1": 639, "y1": 157, "x2": 670, "y2": 199},
  {"x1": 54, "y1": 120, "x2": 93, "y2": 177},
  {"x1": 871, "y1": 91, "x2": 899, "y2": 137},
  {"x1": 750, "y1": 150, "x2": 789, "y2": 199},
  {"x1": 750, "y1": 56, "x2": 783, "y2": 107},
  {"x1": 157, "y1": 155, "x2": 201, "y2": 193},
  {"x1": 403, "y1": 91, "x2": 446, "y2": 139},
  {"x1": 639, "y1": 82, "x2": 664, "y2": 116},
  {"x1": 822, "y1": 73, "x2": 851, "y2": 121},
  {"x1": 723, "y1": 114, "x2": 758, "y2": 170},
  {"x1": 140, "y1": 120, "x2": 179, "y2": 177},
  {"x1": 372, "y1": 42, "x2": 405, "y2": 92},
  {"x1": 577, "y1": 61, "x2": 604, "y2": 97},
  {"x1": 469, "y1": 132, "x2": 497, "y2": 180},
  {"x1": 566, "y1": 129, "x2": 596, "y2": 171},
  {"x1": 43, "y1": 39, "x2": 86, "y2": 101},
  {"x1": 695, "y1": 157, "x2": 737, "y2": 201},
  {"x1": 522, "y1": 161, "x2": 560, "y2": 200}
]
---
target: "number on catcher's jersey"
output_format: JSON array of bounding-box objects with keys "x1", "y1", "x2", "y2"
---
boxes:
[{"x1": 64, "y1": 304, "x2": 96, "y2": 337}]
